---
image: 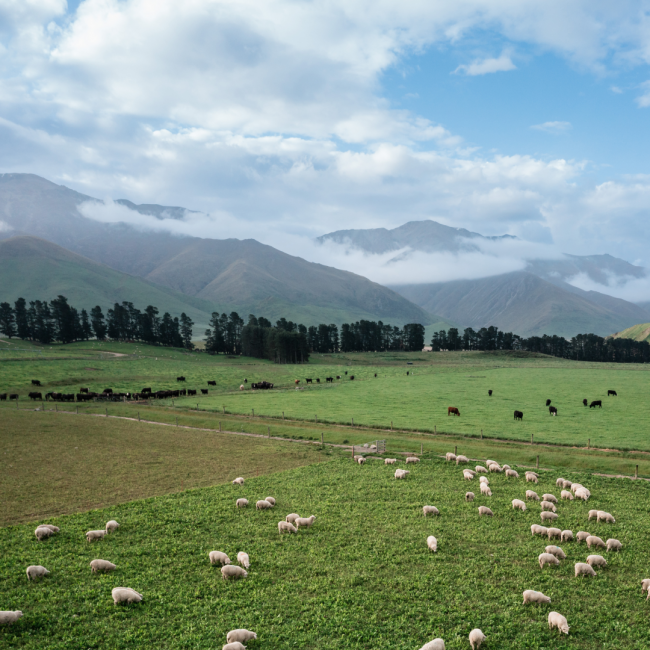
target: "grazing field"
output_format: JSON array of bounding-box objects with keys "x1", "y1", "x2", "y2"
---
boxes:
[{"x1": 1, "y1": 457, "x2": 648, "y2": 649}]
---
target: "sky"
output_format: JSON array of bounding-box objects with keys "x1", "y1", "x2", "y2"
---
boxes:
[{"x1": 2, "y1": 0, "x2": 650, "y2": 293}]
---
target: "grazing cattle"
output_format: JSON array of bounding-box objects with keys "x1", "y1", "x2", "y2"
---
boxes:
[
  {"x1": 31, "y1": 380, "x2": 41, "y2": 386},
  {"x1": 80, "y1": 387, "x2": 89, "y2": 393},
  {"x1": 244, "y1": 379, "x2": 247, "y2": 383},
  {"x1": 345, "y1": 371, "x2": 348, "y2": 375},
  {"x1": 374, "y1": 373, "x2": 377, "y2": 377},
  {"x1": 187, "y1": 389, "x2": 197, "y2": 396},
  {"x1": 488, "y1": 390, "x2": 493, "y2": 396},
  {"x1": 306, "y1": 378, "x2": 313, "y2": 384},
  {"x1": 326, "y1": 377, "x2": 333, "y2": 383},
  {"x1": 448, "y1": 407, "x2": 460, "y2": 416},
  {"x1": 176, "y1": 376, "x2": 185, "y2": 382},
  {"x1": 295, "y1": 379, "x2": 300, "y2": 385},
  {"x1": 583, "y1": 398, "x2": 588, "y2": 407},
  {"x1": 350, "y1": 376, "x2": 355, "y2": 380},
  {"x1": 316, "y1": 378, "x2": 320, "y2": 383},
  {"x1": 9, "y1": 394, "x2": 19, "y2": 400},
  {"x1": 77, "y1": 393, "x2": 93, "y2": 402},
  {"x1": 103, "y1": 388, "x2": 113, "y2": 394},
  {"x1": 179, "y1": 389, "x2": 186, "y2": 396},
  {"x1": 608, "y1": 390, "x2": 617, "y2": 397},
  {"x1": 201, "y1": 389, "x2": 208, "y2": 395},
  {"x1": 207, "y1": 381, "x2": 216, "y2": 386},
  {"x1": 28, "y1": 392, "x2": 42, "y2": 400},
  {"x1": 549, "y1": 406, "x2": 557, "y2": 416},
  {"x1": 546, "y1": 399, "x2": 552, "y2": 407},
  {"x1": 590, "y1": 400, "x2": 602, "y2": 409},
  {"x1": 251, "y1": 381, "x2": 273, "y2": 390},
  {"x1": 0, "y1": 393, "x2": 6, "y2": 400},
  {"x1": 141, "y1": 387, "x2": 151, "y2": 394},
  {"x1": 406, "y1": 371, "x2": 409, "y2": 376},
  {"x1": 336, "y1": 375, "x2": 341, "y2": 379},
  {"x1": 514, "y1": 410, "x2": 524, "y2": 421}
]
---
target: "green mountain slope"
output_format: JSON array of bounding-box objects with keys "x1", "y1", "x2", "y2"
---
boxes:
[{"x1": 610, "y1": 323, "x2": 650, "y2": 342}]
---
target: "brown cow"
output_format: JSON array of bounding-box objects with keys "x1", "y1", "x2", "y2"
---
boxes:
[{"x1": 448, "y1": 407, "x2": 460, "y2": 416}]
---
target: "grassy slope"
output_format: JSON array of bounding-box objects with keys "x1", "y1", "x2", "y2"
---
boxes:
[
  {"x1": 610, "y1": 322, "x2": 650, "y2": 342},
  {"x1": 1, "y1": 458, "x2": 648, "y2": 649}
]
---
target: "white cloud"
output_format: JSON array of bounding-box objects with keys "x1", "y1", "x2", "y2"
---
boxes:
[
  {"x1": 453, "y1": 52, "x2": 516, "y2": 76},
  {"x1": 531, "y1": 121, "x2": 572, "y2": 134},
  {"x1": 636, "y1": 80, "x2": 650, "y2": 107}
]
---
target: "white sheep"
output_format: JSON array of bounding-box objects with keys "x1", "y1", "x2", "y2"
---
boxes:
[
  {"x1": 588, "y1": 509, "x2": 598, "y2": 520},
  {"x1": 542, "y1": 494, "x2": 557, "y2": 503},
  {"x1": 236, "y1": 498, "x2": 249, "y2": 508},
  {"x1": 512, "y1": 499, "x2": 526, "y2": 511},
  {"x1": 547, "y1": 527, "x2": 562, "y2": 540},
  {"x1": 526, "y1": 490, "x2": 539, "y2": 501},
  {"x1": 502, "y1": 464, "x2": 511, "y2": 470},
  {"x1": 223, "y1": 643, "x2": 246, "y2": 650},
  {"x1": 40, "y1": 524, "x2": 59, "y2": 533},
  {"x1": 488, "y1": 463, "x2": 502, "y2": 472},
  {"x1": 446, "y1": 452, "x2": 457, "y2": 462},
  {"x1": 562, "y1": 480, "x2": 572, "y2": 489},
  {"x1": 642, "y1": 578, "x2": 650, "y2": 593},
  {"x1": 469, "y1": 628, "x2": 486, "y2": 650},
  {"x1": 0, "y1": 611, "x2": 23, "y2": 625},
  {"x1": 586, "y1": 535, "x2": 606, "y2": 549},
  {"x1": 478, "y1": 506, "x2": 493, "y2": 516},
  {"x1": 523, "y1": 590, "x2": 551, "y2": 604},
  {"x1": 561, "y1": 530, "x2": 573, "y2": 543},
  {"x1": 406, "y1": 457, "x2": 420, "y2": 464},
  {"x1": 256, "y1": 500, "x2": 273, "y2": 510},
  {"x1": 209, "y1": 551, "x2": 231, "y2": 566},
  {"x1": 576, "y1": 531, "x2": 591, "y2": 543},
  {"x1": 395, "y1": 469, "x2": 410, "y2": 479},
  {"x1": 427, "y1": 535, "x2": 438, "y2": 552},
  {"x1": 357, "y1": 457, "x2": 366, "y2": 465},
  {"x1": 540, "y1": 501, "x2": 557, "y2": 513},
  {"x1": 384, "y1": 458, "x2": 397, "y2": 465},
  {"x1": 574, "y1": 488, "x2": 590, "y2": 501},
  {"x1": 531, "y1": 524, "x2": 548, "y2": 536},
  {"x1": 505, "y1": 469, "x2": 519, "y2": 478},
  {"x1": 26, "y1": 565, "x2": 49, "y2": 580},
  {"x1": 278, "y1": 521, "x2": 297, "y2": 534},
  {"x1": 545, "y1": 545, "x2": 566, "y2": 559},
  {"x1": 419, "y1": 639, "x2": 445, "y2": 650},
  {"x1": 606, "y1": 538, "x2": 622, "y2": 551},
  {"x1": 423, "y1": 505, "x2": 440, "y2": 516},
  {"x1": 463, "y1": 470, "x2": 475, "y2": 481},
  {"x1": 480, "y1": 484, "x2": 492, "y2": 496},
  {"x1": 265, "y1": 497, "x2": 276, "y2": 506},
  {"x1": 475, "y1": 465, "x2": 487, "y2": 474},
  {"x1": 221, "y1": 565, "x2": 248, "y2": 580},
  {"x1": 560, "y1": 490, "x2": 573, "y2": 501},
  {"x1": 237, "y1": 552, "x2": 250, "y2": 569},
  {"x1": 575, "y1": 562, "x2": 596, "y2": 577},
  {"x1": 90, "y1": 559, "x2": 117, "y2": 573},
  {"x1": 112, "y1": 587, "x2": 143, "y2": 604},
  {"x1": 555, "y1": 477, "x2": 565, "y2": 487},
  {"x1": 570, "y1": 483, "x2": 584, "y2": 493},
  {"x1": 295, "y1": 515, "x2": 317, "y2": 528},
  {"x1": 34, "y1": 526, "x2": 54, "y2": 541},
  {"x1": 597, "y1": 511, "x2": 615, "y2": 524},
  {"x1": 539, "y1": 553, "x2": 560, "y2": 569},
  {"x1": 548, "y1": 611, "x2": 569, "y2": 635},
  {"x1": 587, "y1": 554, "x2": 607, "y2": 567},
  {"x1": 86, "y1": 530, "x2": 107, "y2": 542},
  {"x1": 525, "y1": 472, "x2": 538, "y2": 484},
  {"x1": 465, "y1": 492, "x2": 475, "y2": 502},
  {"x1": 540, "y1": 511, "x2": 558, "y2": 522},
  {"x1": 456, "y1": 455, "x2": 469, "y2": 464},
  {"x1": 105, "y1": 520, "x2": 119, "y2": 533},
  {"x1": 286, "y1": 513, "x2": 300, "y2": 523},
  {"x1": 227, "y1": 629, "x2": 257, "y2": 644},
  {"x1": 485, "y1": 459, "x2": 497, "y2": 466},
  {"x1": 479, "y1": 476, "x2": 489, "y2": 484},
  {"x1": 232, "y1": 477, "x2": 245, "y2": 485}
]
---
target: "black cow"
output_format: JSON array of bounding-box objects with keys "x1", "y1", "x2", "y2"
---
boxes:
[
  {"x1": 406, "y1": 371, "x2": 409, "y2": 376},
  {"x1": 103, "y1": 388, "x2": 113, "y2": 394},
  {"x1": 306, "y1": 378, "x2": 313, "y2": 383},
  {"x1": 207, "y1": 381, "x2": 216, "y2": 386},
  {"x1": 336, "y1": 375, "x2": 341, "y2": 380},
  {"x1": 29, "y1": 392, "x2": 42, "y2": 400},
  {"x1": 9, "y1": 394, "x2": 18, "y2": 400},
  {"x1": 345, "y1": 371, "x2": 348, "y2": 375},
  {"x1": 316, "y1": 378, "x2": 320, "y2": 383},
  {"x1": 583, "y1": 399, "x2": 588, "y2": 406},
  {"x1": 374, "y1": 373, "x2": 377, "y2": 377},
  {"x1": 252, "y1": 381, "x2": 273, "y2": 390},
  {"x1": 546, "y1": 399, "x2": 551, "y2": 407},
  {"x1": 0, "y1": 393, "x2": 6, "y2": 400},
  {"x1": 177, "y1": 376, "x2": 186, "y2": 382},
  {"x1": 31, "y1": 380, "x2": 41, "y2": 386},
  {"x1": 608, "y1": 390, "x2": 617, "y2": 397},
  {"x1": 488, "y1": 390, "x2": 493, "y2": 396},
  {"x1": 549, "y1": 406, "x2": 558, "y2": 416},
  {"x1": 326, "y1": 377, "x2": 333, "y2": 383},
  {"x1": 188, "y1": 389, "x2": 196, "y2": 396},
  {"x1": 350, "y1": 376, "x2": 355, "y2": 380},
  {"x1": 201, "y1": 389, "x2": 208, "y2": 395},
  {"x1": 80, "y1": 387, "x2": 89, "y2": 393},
  {"x1": 179, "y1": 389, "x2": 186, "y2": 396},
  {"x1": 514, "y1": 410, "x2": 523, "y2": 421},
  {"x1": 141, "y1": 387, "x2": 152, "y2": 393},
  {"x1": 244, "y1": 379, "x2": 247, "y2": 383},
  {"x1": 590, "y1": 400, "x2": 602, "y2": 408}
]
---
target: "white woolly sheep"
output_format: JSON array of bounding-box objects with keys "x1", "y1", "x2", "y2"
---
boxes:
[
  {"x1": 286, "y1": 513, "x2": 300, "y2": 523},
  {"x1": 574, "y1": 488, "x2": 590, "y2": 501},
  {"x1": 41, "y1": 524, "x2": 59, "y2": 533},
  {"x1": 542, "y1": 494, "x2": 557, "y2": 503},
  {"x1": 465, "y1": 492, "x2": 475, "y2": 502},
  {"x1": 570, "y1": 483, "x2": 584, "y2": 493},
  {"x1": 588, "y1": 509, "x2": 598, "y2": 520},
  {"x1": 576, "y1": 531, "x2": 590, "y2": 543},
  {"x1": 446, "y1": 452, "x2": 457, "y2": 462},
  {"x1": 556, "y1": 477, "x2": 565, "y2": 487},
  {"x1": 502, "y1": 464, "x2": 511, "y2": 470},
  {"x1": 385, "y1": 458, "x2": 397, "y2": 465},
  {"x1": 525, "y1": 472, "x2": 538, "y2": 484},
  {"x1": 547, "y1": 528, "x2": 562, "y2": 540},
  {"x1": 427, "y1": 535, "x2": 437, "y2": 552},
  {"x1": 523, "y1": 590, "x2": 551, "y2": 604},
  {"x1": 526, "y1": 490, "x2": 539, "y2": 501},
  {"x1": 395, "y1": 469, "x2": 410, "y2": 479},
  {"x1": 642, "y1": 578, "x2": 650, "y2": 593},
  {"x1": 562, "y1": 480, "x2": 572, "y2": 489},
  {"x1": 237, "y1": 552, "x2": 250, "y2": 569},
  {"x1": 597, "y1": 511, "x2": 615, "y2": 524},
  {"x1": 357, "y1": 457, "x2": 366, "y2": 465},
  {"x1": 265, "y1": 497, "x2": 276, "y2": 506},
  {"x1": 278, "y1": 521, "x2": 297, "y2": 534},
  {"x1": 475, "y1": 465, "x2": 487, "y2": 474},
  {"x1": 26, "y1": 565, "x2": 49, "y2": 580},
  {"x1": 545, "y1": 545, "x2": 566, "y2": 559},
  {"x1": 512, "y1": 499, "x2": 526, "y2": 511},
  {"x1": 86, "y1": 530, "x2": 107, "y2": 542},
  {"x1": 0, "y1": 611, "x2": 23, "y2": 625},
  {"x1": 539, "y1": 553, "x2": 560, "y2": 569},
  {"x1": 112, "y1": 587, "x2": 142, "y2": 604},
  {"x1": 232, "y1": 477, "x2": 244, "y2": 485},
  {"x1": 478, "y1": 506, "x2": 493, "y2": 516},
  {"x1": 35, "y1": 526, "x2": 54, "y2": 541},
  {"x1": 469, "y1": 628, "x2": 486, "y2": 650},
  {"x1": 221, "y1": 565, "x2": 248, "y2": 580},
  {"x1": 105, "y1": 520, "x2": 119, "y2": 533},
  {"x1": 423, "y1": 505, "x2": 440, "y2": 516},
  {"x1": 540, "y1": 511, "x2": 558, "y2": 522},
  {"x1": 223, "y1": 643, "x2": 246, "y2": 650},
  {"x1": 479, "y1": 476, "x2": 489, "y2": 484},
  {"x1": 236, "y1": 498, "x2": 249, "y2": 508},
  {"x1": 456, "y1": 455, "x2": 469, "y2": 464},
  {"x1": 561, "y1": 530, "x2": 573, "y2": 543},
  {"x1": 531, "y1": 524, "x2": 548, "y2": 536},
  {"x1": 548, "y1": 611, "x2": 569, "y2": 635},
  {"x1": 485, "y1": 459, "x2": 497, "y2": 466},
  {"x1": 406, "y1": 456, "x2": 420, "y2": 464},
  {"x1": 90, "y1": 559, "x2": 117, "y2": 573},
  {"x1": 463, "y1": 470, "x2": 475, "y2": 481},
  {"x1": 295, "y1": 515, "x2": 317, "y2": 528},
  {"x1": 488, "y1": 463, "x2": 502, "y2": 472},
  {"x1": 227, "y1": 629, "x2": 257, "y2": 644},
  {"x1": 505, "y1": 469, "x2": 519, "y2": 478},
  {"x1": 575, "y1": 562, "x2": 597, "y2": 577},
  {"x1": 540, "y1": 501, "x2": 557, "y2": 513},
  {"x1": 560, "y1": 490, "x2": 574, "y2": 501},
  {"x1": 419, "y1": 639, "x2": 445, "y2": 650},
  {"x1": 606, "y1": 538, "x2": 622, "y2": 551},
  {"x1": 480, "y1": 484, "x2": 492, "y2": 496},
  {"x1": 209, "y1": 551, "x2": 231, "y2": 566},
  {"x1": 587, "y1": 554, "x2": 607, "y2": 567},
  {"x1": 256, "y1": 500, "x2": 273, "y2": 510}
]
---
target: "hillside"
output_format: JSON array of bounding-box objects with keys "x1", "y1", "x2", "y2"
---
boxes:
[{"x1": 610, "y1": 323, "x2": 650, "y2": 342}]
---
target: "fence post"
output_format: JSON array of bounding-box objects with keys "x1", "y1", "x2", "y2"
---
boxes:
[
  {"x1": 321, "y1": 432, "x2": 323, "y2": 444},
  {"x1": 176, "y1": 417, "x2": 178, "y2": 427},
  {"x1": 252, "y1": 409, "x2": 254, "y2": 417},
  {"x1": 268, "y1": 426, "x2": 271, "y2": 438},
  {"x1": 435, "y1": 425, "x2": 437, "y2": 434},
  {"x1": 454, "y1": 445, "x2": 457, "y2": 456},
  {"x1": 351, "y1": 445, "x2": 354, "y2": 460},
  {"x1": 391, "y1": 420, "x2": 393, "y2": 430},
  {"x1": 105, "y1": 408, "x2": 108, "y2": 418},
  {"x1": 635, "y1": 465, "x2": 639, "y2": 479},
  {"x1": 588, "y1": 438, "x2": 590, "y2": 449},
  {"x1": 536, "y1": 455, "x2": 539, "y2": 470},
  {"x1": 219, "y1": 421, "x2": 221, "y2": 432},
  {"x1": 480, "y1": 429, "x2": 482, "y2": 439},
  {"x1": 315, "y1": 414, "x2": 317, "y2": 422},
  {"x1": 282, "y1": 411, "x2": 285, "y2": 420},
  {"x1": 197, "y1": 403, "x2": 199, "y2": 410},
  {"x1": 531, "y1": 433, "x2": 533, "y2": 445},
  {"x1": 138, "y1": 411, "x2": 140, "y2": 421},
  {"x1": 420, "y1": 442, "x2": 423, "y2": 455},
  {"x1": 222, "y1": 405, "x2": 225, "y2": 414},
  {"x1": 352, "y1": 417, "x2": 354, "y2": 426}
]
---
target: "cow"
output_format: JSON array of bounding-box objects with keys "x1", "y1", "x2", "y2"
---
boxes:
[
  {"x1": 336, "y1": 376, "x2": 341, "y2": 380},
  {"x1": 31, "y1": 380, "x2": 41, "y2": 386},
  {"x1": 295, "y1": 379, "x2": 300, "y2": 385},
  {"x1": 29, "y1": 392, "x2": 42, "y2": 400},
  {"x1": 583, "y1": 398, "x2": 588, "y2": 406},
  {"x1": 546, "y1": 399, "x2": 552, "y2": 407},
  {"x1": 345, "y1": 371, "x2": 348, "y2": 375},
  {"x1": 179, "y1": 389, "x2": 186, "y2": 396},
  {"x1": 406, "y1": 371, "x2": 409, "y2": 376},
  {"x1": 590, "y1": 400, "x2": 602, "y2": 408},
  {"x1": 0, "y1": 393, "x2": 6, "y2": 400},
  {"x1": 207, "y1": 381, "x2": 216, "y2": 386},
  {"x1": 608, "y1": 390, "x2": 617, "y2": 397},
  {"x1": 176, "y1": 376, "x2": 186, "y2": 382},
  {"x1": 9, "y1": 394, "x2": 18, "y2": 400},
  {"x1": 244, "y1": 379, "x2": 247, "y2": 383},
  {"x1": 514, "y1": 410, "x2": 523, "y2": 421},
  {"x1": 141, "y1": 387, "x2": 151, "y2": 394},
  {"x1": 103, "y1": 388, "x2": 113, "y2": 394},
  {"x1": 188, "y1": 389, "x2": 197, "y2": 396},
  {"x1": 77, "y1": 393, "x2": 92, "y2": 402},
  {"x1": 350, "y1": 376, "x2": 355, "y2": 380},
  {"x1": 488, "y1": 390, "x2": 493, "y2": 396},
  {"x1": 201, "y1": 389, "x2": 208, "y2": 395},
  {"x1": 448, "y1": 407, "x2": 460, "y2": 416},
  {"x1": 326, "y1": 377, "x2": 333, "y2": 383},
  {"x1": 549, "y1": 406, "x2": 558, "y2": 416},
  {"x1": 80, "y1": 387, "x2": 89, "y2": 393},
  {"x1": 316, "y1": 378, "x2": 320, "y2": 383},
  {"x1": 374, "y1": 373, "x2": 377, "y2": 378},
  {"x1": 306, "y1": 378, "x2": 313, "y2": 384}
]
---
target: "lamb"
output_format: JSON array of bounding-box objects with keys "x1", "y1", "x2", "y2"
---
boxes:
[
  {"x1": 112, "y1": 587, "x2": 143, "y2": 604},
  {"x1": 227, "y1": 629, "x2": 257, "y2": 644},
  {"x1": 446, "y1": 452, "x2": 457, "y2": 462},
  {"x1": 236, "y1": 498, "x2": 249, "y2": 508},
  {"x1": 232, "y1": 477, "x2": 244, "y2": 485},
  {"x1": 523, "y1": 590, "x2": 551, "y2": 604},
  {"x1": 105, "y1": 520, "x2": 119, "y2": 533},
  {"x1": 480, "y1": 484, "x2": 492, "y2": 496},
  {"x1": 546, "y1": 528, "x2": 562, "y2": 540},
  {"x1": 295, "y1": 515, "x2": 317, "y2": 528},
  {"x1": 222, "y1": 643, "x2": 246, "y2": 650},
  {"x1": 209, "y1": 551, "x2": 231, "y2": 566},
  {"x1": 586, "y1": 535, "x2": 606, "y2": 549},
  {"x1": 278, "y1": 521, "x2": 297, "y2": 534},
  {"x1": 256, "y1": 500, "x2": 273, "y2": 510},
  {"x1": 221, "y1": 565, "x2": 248, "y2": 580},
  {"x1": 505, "y1": 469, "x2": 519, "y2": 478},
  {"x1": 576, "y1": 531, "x2": 591, "y2": 543},
  {"x1": 86, "y1": 530, "x2": 107, "y2": 542},
  {"x1": 478, "y1": 506, "x2": 493, "y2": 516},
  {"x1": 561, "y1": 530, "x2": 574, "y2": 543},
  {"x1": 526, "y1": 490, "x2": 540, "y2": 501},
  {"x1": 237, "y1": 552, "x2": 250, "y2": 569},
  {"x1": 456, "y1": 455, "x2": 469, "y2": 464},
  {"x1": 40, "y1": 524, "x2": 59, "y2": 533},
  {"x1": 479, "y1": 476, "x2": 489, "y2": 484},
  {"x1": 0, "y1": 611, "x2": 23, "y2": 625},
  {"x1": 488, "y1": 463, "x2": 502, "y2": 472},
  {"x1": 485, "y1": 460, "x2": 497, "y2": 467},
  {"x1": 502, "y1": 464, "x2": 511, "y2": 470},
  {"x1": 570, "y1": 483, "x2": 584, "y2": 493},
  {"x1": 539, "y1": 553, "x2": 560, "y2": 569},
  {"x1": 357, "y1": 457, "x2": 366, "y2": 465},
  {"x1": 385, "y1": 458, "x2": 397, "y2": 465},
  {"x1": 574, "y1": 488, "x2": 590, "y2": 501},
  {"x1": 395, "y1": 469, "x2": 410, "y2": 479},
  {"x1": 525, "y1": 472, "x2": 538, "y2": 483},
  {"x1": 606, "y1": 538, "x2": 622, "y2": 551},
  {"x1": 427, "y1": 535, "x2": 438, "y2": 552},
  {"x1": 26, "y1": 565, "x2": 50, "y2": 580},
  {"x1": 465, "y1": 492, "x2": 475, "y2": 502},
  {"x1": 559, "y1": 491, "x2": 573, "y2": 502},
  {"x1": 562, "y1": 480, "x2": 572, "y2": 489},
  {"x1": 419, "y1": 639, "x2": 445, "y2": 650},
  {"x1": 548, "y1": 611, "x2": 570, "y2": 635},
  {"x1": 540, "y1": 501, "x2": 557, "y2": 513},
  {"x1": 642, "y1": 578, "x2": 650, "y2": 593},
  {"x1": 265, "y1": 497, "x2": 276, "y2": 506},
  {"x1": 35, "y1": 526, "x2": 54, "y2": 541},
  {"x1": 597, "y1": 511, "x2": 615, "y2": 523},
  {"x1": 545, "y1": 545, "x2": 566, "y2": 559},
  {"x1": 575, "y1": 562, "x2": 596, "y2": 577},
  {"x1": 286, "y1": 513, "x2": 300, "y2": 523},
  {"x1": 542, "y1": 494, "x2": 558, "y2": 503},
  {"x1": 512, "y1": 499, "x2": 526, "y2": 511},
  {"x1": 469, "y1": 628, "x2": 486, "y2": 650},
  {"x1": 531, "y1": 525, "x2": 548, "y2": 536},
  {"x1": 588, "y1": 509, "x2": 598, "y2": 520},
  {"x1": 540, "y1": 511, "x2": 558, "y2": 522},
  {"x1": 556, "y1": 477, "x2": 565, "y2": 487},
  {"x1": 423, "y1": 506, "x2": 440, "y2": 516},
  {"x1": 406, "y1": 457, "x2": 420, "y2": 464},
  {"x1": 90, "y1": 559, "x2": 117, "y2": 573},
  {"x1": 587, "y1": 555, "x2": 607, "y2": 567},
  {"x1": 475, "y1": 465, "x2": 487, "y2": 474},
  {"x1": 463, "y1": 470, "x2": 475, "y2": 481}
]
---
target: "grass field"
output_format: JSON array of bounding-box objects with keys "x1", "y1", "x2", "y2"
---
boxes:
[{"x1": 1, "y1": 457, "x2": 648, "y2": 649}]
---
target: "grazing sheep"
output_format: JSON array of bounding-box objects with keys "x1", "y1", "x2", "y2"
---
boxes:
[
  {"x1": 586, "y1": 536, "x2": 606, "y2": 549},
  {"x1": 480, "y1": 484, "x2": 492, "y2": 496},
  {"x1": 539, "y1": 553, "x2": 560, "y2": 569},
  {"x1": 475, "y1": 465, "x2": 488, "y2": 474},
  {"x1": 385, "y1": 458, "x2": 397, "y2": 465},
  {"x1": 561, "y1": 530, "x2": 574, "y2": 543},
  {"x1": 588, "y1": 509, "x2": 598, "y2": 520},
  {"x1": 574, "y1": 488, "x2": 590, "y2": 501},
  {"x1": 562, "y1": 480, "x2": 572, "y2": 489},
  {"x1": 540, "y1": 501, "x2": 557, "y2": 513},
  {"x1": 531, "y1": 524, "x2": 548, "y2": 536},
  {"x1": 40, "y1": 524, "x2": 59, "y2": 533},
  {"x1": 256, "y1": 500, "x2": 273, "y2": 510},
  {"x1": 540, "y1": 512, "x2": 558, "y2": 522},
  {"x1": 456, "y1": 455, "x2": 469, "y2": 464},
  {"x1": 406, "y1": 457, "x2": 420, "y2": 464},
  {"x1": 86, "y1": 530, "x2": 107, "y2": 542},
  {"x1": 236, "y1": 498, "x2": 249, "y2": 508},
  {"x1": 556, "y1": 477, "x2": 565, "y2": 487},
  {"x1": 357, "y1": 457, "x2": 366, "y2": 465},
  {"x1": 295, "y1": 515, "x2": 317, "y2": 528},
  {"x1": 485, "y1": 460, "x2": 497, "y2": 466},
  {"x1": 505, "y1": 469, "x2": 520, "y2": 478},
  {"x1": 90, "y1": 559, "x2": 117, "y2": 573},
  {"x1": 463, "y1": 470, "x2": 475, "y2": 481},
  {"x1": 34, "y1": 526, "x2": 54, "y2": 541},
  {"x1": 237, "y1": 552, "x2": 250, "y2": 569},
  {"x1": 423, "y1": 505, "x2": 440, "y2": 516},
  {"x1": 112, "y1": 587, "x2": 143, "y2": 604},
  {"x1": 105, "y1": 520, "x2": 119, "y2": 533},
  {"x1": 523, "y1": 590, "x2": 551, "y2": 604},
  {"x1": 465, "y1": 492, "x2": 475, "y2": 502},
  {"x1": 227, "y1": 630, "x2": 257, "y2": 644},
  {"x1": 479, "y1": 476, "x2": 489, "y2": 484},
  {"x1": 0, "y1": 611, "x2": 23, "y2": 625},
  {"x1": 606, "y1": 539, "x2": 622, "y2": 551},
  {"x1": 548, "y1": 611, "x2": 570, "y2": 635},
  {"x1": 542, "y1": 494, "x2": 558, "y2": 503},
  {"x1": 395, "y1": 469, "x2": 410, "y2": 479},
  {"x1": 525, "y1": 472, "x2": 538, "y2": 484},
  {"x1": 488, "y1": 463, "x2": 502, "y2": 472},
  {"x1": 469, "y1": 628, "x2": 486, "y2": 650},
  {"x1": 560, "y1": 490, "x2": 574, "y2": 501},
  {"x1": 427, "y1": 535, "x2": 438, "y2": 552},
  {"x1": 278, "y1": 521, "x2": 298, "y2": 534},
  {"x1": 265, "y1": 497, "x2": 276, "y2": 506},
  {"x1": 575, "y1": 562, "x2": 597, "y2": 577},
  {"x1": 502, "y1": 464, "x2": 511, "y2": 470},
  {"x1": 26, "y1": 565, "x2": 50, "y2": 580},
  {"x1": 546, "y1": 528, "x2": 562, "y2": 540},
  {"x1": 526, "y1": 490, "x2": 540, "y2": 501},
  {"x1": 597, "y1": 511, "x2": 615, "y2": 524},
  {"x1": 221, "y1": 565, "x2": 248, "y2": 580},
  {"x1": 286, "y1": 513, "x2": 300, "y2": 523},
  {"x1": 446, "y1": 453, "x2": 457, "y2": 462},
  {"x1": 512, "y1": 499, "x2": 526, "y2": 511},
  {"x1": 587, "y1": 555, "x2": 607, "y2": 567},
  {"x1": 223, "y1": 643, "x2": 246, "y2": 650},
  {"x1": 570, "y1": 483, "x2": 584, "y2": 493},
  {"x1": 576, "y1": 531, "x2": 591, "y2": 543},
  {"x1": 232, "y1": 477, "x2": 244, "y2": 485},
  {"x1": 545, "y1": 545, "x2": 566, "y2": 559},
  {"x1": 478, "y1": 506, "x2": 493, "y2": 516},
  {"x1": 419, "y1": 639, "x2": 445, "y2": 650},
  {"x1": 642, "y1": 578, "x2": 650, "y2": 593},
  {"x1": 209, "y1": 551, "x2": 231, "y2": 566}
]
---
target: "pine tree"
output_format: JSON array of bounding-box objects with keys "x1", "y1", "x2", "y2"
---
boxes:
[{"x1": 0, "y1": 302, "x2": 16, "y2": 338}]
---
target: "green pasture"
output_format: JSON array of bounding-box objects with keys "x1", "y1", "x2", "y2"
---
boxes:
[{"x1": 1, "y1": 458, "x2": 648, "y2": 649}]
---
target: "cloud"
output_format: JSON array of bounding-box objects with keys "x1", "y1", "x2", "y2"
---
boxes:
[
  {"x1": 531, "y1": 121, "x2": 572, "y2": 134},
  {"x1": 636, "y1": 81, "x2": 650, "y2": 107},
  {"x1": 453, "y1": 52, "x2": 516, "y2": 76}
]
